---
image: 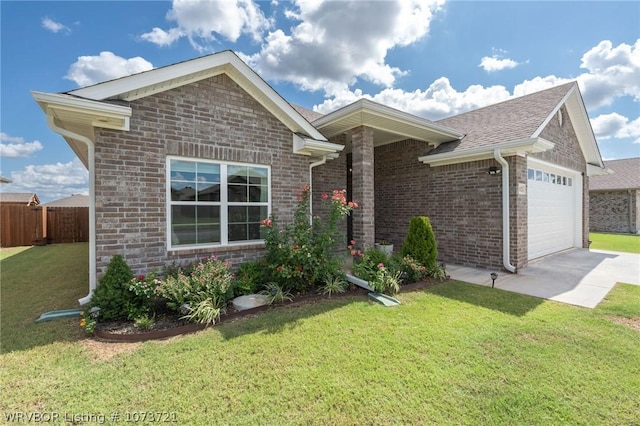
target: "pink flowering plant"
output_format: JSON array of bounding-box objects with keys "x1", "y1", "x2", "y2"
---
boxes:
[
  {"x1": 262, "y1": 184, "x2": 357, "y2": 292},
  {"x1": 127, "y1": 272, "x2": 162, "y2": 319}
]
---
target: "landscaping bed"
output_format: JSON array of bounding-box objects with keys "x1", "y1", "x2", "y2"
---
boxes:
[{"x1": 92, "y1": 279, "x2": 443, "y2": 342}]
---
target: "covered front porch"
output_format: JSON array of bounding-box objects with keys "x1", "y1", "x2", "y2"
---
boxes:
[{"x1": 310, "y1": 99, "x2": 463, "y2": 250}]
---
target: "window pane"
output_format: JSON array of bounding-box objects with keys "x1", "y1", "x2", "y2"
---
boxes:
[
  {"x1": 228, "y1": 166, "x2": 248, "y2": 184},
  {"x1": 248, "y1": 206, "x2": 267, "y2": 222},
  {"x1": 562, "y1": 176, "x2": 567, "y2": 185},
  {"x1": 249, "y1": 185, "x2": 268, "y2": 202},
  {"x1": 551, "y1": 174, "x2": 556, "y2": 184},
  {"x1": 568, "y1": 177, "x2": 572, "y2": 187},
  {"x1": 171, "y1": 206, "x2": 195, "y2": 245},
  {"x1": 535, "y1": 170, "x2": 542, "y2": 181},
  {"x1": 197, "y1": 182, "x2": 220, "y2": 202},
  {"x1": 228, "y1": 206, "x2": 247, "y2": 223},
  {"x1": 170, "y1": 160, "x2": 196, "y2": 181},
  {"x1": 248, "y1": 167, "x2": 268, "y2": 185},
  {"x1": 197, "y1": 163, "x2": 220, "y2": 183},
  {"x1": 248, "y1": 223, "x2": 262, "y2": 240},
  {"x1": 528, "y1": 169, "x2": 534, "y2": 180},
  {"x1": 543, "y1": 172, "x2": 549, "y2": 183},
  {"x1": 171, "y1": 182, "x2": 196, "y2": 201},
  {"x1": 197, "y1": 205, "x2": 220, "y2": 225},
  {"x1": 228, "y1": 184, "x2": 248, "y2": 202},
  {"x1": 197, "y1": 224, "x2": 220, "y2": 244},
  {"x1": 228, "y1": 224, "x2": 247, "y2": 242}
]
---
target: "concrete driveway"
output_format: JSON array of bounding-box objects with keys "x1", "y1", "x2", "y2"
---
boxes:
[{"x1": 447, "y1": 248, "x2": 640, "y2": 308}]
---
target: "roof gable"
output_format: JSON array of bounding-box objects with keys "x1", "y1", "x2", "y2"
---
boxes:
[
  {"x1": 65, "y1": 50, "x2": 327, "y2": 143},
  {"x1": 421, "y1": 82, "x2": 606, "y2": 173},
  {"x1": 590, "y1": 157, "x2": 640, "y2": 190},
  {"x1": 0, "y1": 192, "x2": 40, "y2": 205}
]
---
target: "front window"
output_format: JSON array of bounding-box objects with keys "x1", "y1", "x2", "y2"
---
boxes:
[{"x1": 168, "y1": 158, "x2": 269, "y2": 249}]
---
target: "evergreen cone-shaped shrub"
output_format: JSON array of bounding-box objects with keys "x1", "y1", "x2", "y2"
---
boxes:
[
  {"x1": 89, "y1": 254, "x2": 135, "y2": 321},
  {"x1": 401, "y1": 216, "x2": 438, "y2": 268}
]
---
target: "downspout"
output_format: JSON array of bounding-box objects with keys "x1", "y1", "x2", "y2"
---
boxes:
[
  {"x1": 46, "y1": 114, "x2": 97, "y2": 304},
  {"x1": 309, "y1": 156, "x2": 327, "y2": 224},
  {"x1": 493, "y1": 149, "x2": 517, "y2": 273}
]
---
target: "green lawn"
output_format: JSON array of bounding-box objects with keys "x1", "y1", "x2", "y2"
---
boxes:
[
  {"x1": 590, "y1": 232, "x2": 640, "y2": 254},
  {"x1": 1, "y1": 244, "x2": 639, "y2": 424}
]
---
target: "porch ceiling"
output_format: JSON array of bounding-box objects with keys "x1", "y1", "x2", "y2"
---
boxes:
[{"x1": 313, "y1": 99, "x2": 463, "y2": 147}]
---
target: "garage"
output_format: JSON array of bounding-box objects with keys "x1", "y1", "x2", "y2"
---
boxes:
[{"x1": 527, "y1": 159, "x2": 582, "y2": 260}]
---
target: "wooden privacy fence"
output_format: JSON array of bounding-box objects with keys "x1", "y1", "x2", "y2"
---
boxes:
[{"x1": 0, "y1": 205, "x2": 89, "y2": 247}]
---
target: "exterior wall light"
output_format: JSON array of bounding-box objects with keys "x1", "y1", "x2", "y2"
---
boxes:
[
  {"x1": 490, "y1": 272, "x2": 498, "y2": 288},
  {"x1": 488, "y1": 166, "x2": 501, "y2": 175}
]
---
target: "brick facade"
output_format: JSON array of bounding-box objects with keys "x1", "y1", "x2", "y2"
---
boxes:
[
  {"x1": 93, "y1": 74, "x2": 309, "y2": 276},
  {"x1": 351, "y1": 126, "x2": 376, "y2": 248},
  {"x1": 590, "y1": 190, "x2": 639, "y2": 234}
]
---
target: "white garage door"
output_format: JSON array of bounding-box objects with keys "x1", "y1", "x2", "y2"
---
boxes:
[{"x1": 527, "y1": 159, "x2": 581, "y2": 260}]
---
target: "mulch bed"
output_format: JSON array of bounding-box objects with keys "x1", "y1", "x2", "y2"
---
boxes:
[{"x1": 94, "y1": 278, "x2": 445, "y2": 342}]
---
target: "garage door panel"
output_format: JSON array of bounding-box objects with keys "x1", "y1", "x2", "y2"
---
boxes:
[{"x1": 527, "y1": 161, "x2": 579, "y2": 260}]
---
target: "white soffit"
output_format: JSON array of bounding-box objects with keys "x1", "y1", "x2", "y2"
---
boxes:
[{"x1": 314, "y1": 99, "x2": 463, "y2": 146}]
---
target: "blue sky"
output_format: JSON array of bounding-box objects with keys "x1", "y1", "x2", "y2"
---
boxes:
[{"x1": 1, "y1": 0, "x2": 639, "y2": 203}]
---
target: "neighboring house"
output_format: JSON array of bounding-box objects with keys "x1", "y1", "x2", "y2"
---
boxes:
[
  {"x1": 32, "y1": 51, "x2": 607, "y2": 303},
  {"x1": 589, "y1": 157, "x2": 640, "y2": 234},
  {"x1": 42, "y1": 194, "x2": 90, "y2": 208},
  {"x1": 0, "y1": 192, "x2": 40, "y2": 206}
]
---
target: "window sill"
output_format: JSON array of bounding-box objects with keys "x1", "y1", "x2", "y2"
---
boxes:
[{"x1": 168, "y1": 242, "x2": 266, "y2": 256}]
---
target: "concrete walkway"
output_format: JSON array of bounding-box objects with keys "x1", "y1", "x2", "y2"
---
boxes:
[{"x1": 447, "y1": 248, "x2": 640, "y2": 308}]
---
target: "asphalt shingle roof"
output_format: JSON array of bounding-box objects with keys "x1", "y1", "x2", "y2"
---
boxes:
[
  {"x1": 42, "y1": 194, "x2": 89, "y2": 207},
  {"x1": 292, "y1": 104, "x2": 325, "y2": 123},
  {"x1": 428, "y1": 82, "x2": 576, "y2": 154},
  {"x1": 589, "y1": 158, "x2": 640, "y2": 191}
]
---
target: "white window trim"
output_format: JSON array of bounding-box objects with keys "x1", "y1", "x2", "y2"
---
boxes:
[{"x1": 166, "y1": 156, "x2": 271, "y2": 251}]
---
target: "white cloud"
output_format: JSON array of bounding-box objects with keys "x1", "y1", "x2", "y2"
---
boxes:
[
  {"x1": 140, "y1": 0, "x2": 273, "y2": 50},
  {"x1": 41, "y1": 17, "x2": 70, "y2": 34},
  {"x1": 0, "y1": 132, "x2": 43, "y2": 158},
  {"x1": 479, "y1": 56, "x2": 519, "y2": 72},
  {"x1": 6, "y1": 158, "x2": 89, "y2": 203},
  {"x1": 591, "y1": 112, "x2": 640, "y2": 144},
  {"x1": 577, "y1": 39, "x2": 640, "y2": 110},
  {"x1": 314, "y1": 77, "x2": 511, "y2": 120},
  {"x1": 65, "y1": 51, "x2": 153, "y2": 86},
  {"x1": 242, "y1": 0, "x2": 445, "y2": 95}
]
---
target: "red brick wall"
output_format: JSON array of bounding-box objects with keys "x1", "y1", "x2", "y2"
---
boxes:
[
  {"x1": 93, "y1": 74, "x2": 309, "y2": 276},
  {"x1": 374, "y1": 140, "x2": 507, "y2": 269}
]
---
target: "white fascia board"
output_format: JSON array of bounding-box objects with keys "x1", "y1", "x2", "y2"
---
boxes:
[
  {"x1": 419, "y1": 138, "x2": 554, "y2": 166},
  {"x1": 293, "y1": 134, "x2": 345, "y2": 156},
  {"x1": 32, "y1": 91, "x2": 132, "y2": 117},
  {"x1": 314, "y1": 99, "x2": 463, "y2": 140}
]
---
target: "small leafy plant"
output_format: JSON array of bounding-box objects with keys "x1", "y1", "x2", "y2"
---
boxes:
[
  {"x1": 133, "y1": 314, "x2": 155, "y2": 330},
  {"x1": 157, "y1": 256, "x2": 234, "y2": 325},
  {"x1": 320, "y1": 273, "x2": 347, "y2": 297},
  {"x1": 234, "y1": 260, "x2": 267, "y2": 296},
  {"x1": 260, "y1": 282, "x2": 293, "y2": 304}
]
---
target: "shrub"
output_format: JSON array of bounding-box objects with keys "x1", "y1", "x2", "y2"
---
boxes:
[
  {"x1": 260, "y1": 282, "x2": 294, "y2": 304},
  {"x1": 234, "y1": 260, "x2": 267, "y2": 296},
  {"x1": 157, "y1": 256, "x2": 234, "y2": 325},
  {"x1": 263, "y1": 185, "x2": 357, "y2": 292},
  {"x1": 89, "y1": 255, "x2": 139, "y2": 321},
  {"x1": 401, "y1": 216, "x2": 438, "y2": 269},
  {"x1": 371, "y1": 264, "x2": 401, "y2": 295}
]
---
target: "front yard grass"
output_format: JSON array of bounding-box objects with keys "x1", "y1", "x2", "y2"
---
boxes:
[
  {"x1": 1, "y1": 244, "x2": 639, "y2": 424},
  {"x1": 590, "y1": 231, "x2": 640, "y2": 254}
]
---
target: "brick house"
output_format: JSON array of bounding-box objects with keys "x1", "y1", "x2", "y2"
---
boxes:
[
  {"x1": 32, "y1": 51, "x2": 607, "y2": 303},
  {"x1": 589, "y1": 157, "x2": 640, "y2": 234}
]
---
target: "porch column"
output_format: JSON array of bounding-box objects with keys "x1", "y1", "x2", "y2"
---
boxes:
[{"x1": 351, "y1": 125, "x2": 375, "y2": 249}]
